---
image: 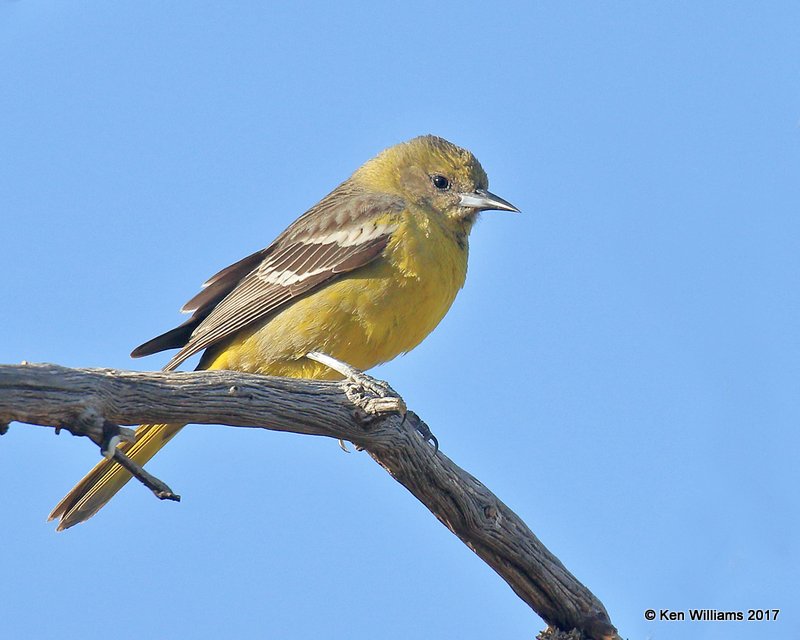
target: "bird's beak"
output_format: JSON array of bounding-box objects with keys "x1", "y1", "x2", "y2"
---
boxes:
[{"x1": 458, "y1": 188, "x2": 520, "y2": 213}]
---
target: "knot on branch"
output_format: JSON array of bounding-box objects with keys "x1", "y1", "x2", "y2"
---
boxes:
[
  {"x1": 61, "y1": 406, "x2": 136, "y2": 452},
  {"x1": 579, "y1": 610, "x2": 619, "y2": 640}
]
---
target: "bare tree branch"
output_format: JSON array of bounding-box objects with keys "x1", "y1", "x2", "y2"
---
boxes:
[{"x1": 0, "y1": 362, "x2": 619, "y2": 640}]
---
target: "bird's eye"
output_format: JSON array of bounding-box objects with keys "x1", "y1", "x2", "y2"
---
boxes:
[{"x1": 431, "y1": 174, "x2": 451, "y2": 190}]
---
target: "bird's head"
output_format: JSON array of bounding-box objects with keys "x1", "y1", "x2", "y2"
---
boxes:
[{"x1": 355, "y1": 135, "x2": 518, "y2": 230}]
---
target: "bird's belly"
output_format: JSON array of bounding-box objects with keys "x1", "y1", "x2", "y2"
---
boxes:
[{"x1": 204, "y1": 250, "x2": 467, "y2": 379}]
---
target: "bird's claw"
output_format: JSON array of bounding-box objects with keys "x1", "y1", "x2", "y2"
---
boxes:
[{"x1": 410, "y1": 413, "x2": 439, "y2": 454}]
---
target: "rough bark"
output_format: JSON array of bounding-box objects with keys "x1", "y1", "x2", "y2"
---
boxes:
[{"x1": 0, "y1": 362, "x2": 619, "y2": 640}]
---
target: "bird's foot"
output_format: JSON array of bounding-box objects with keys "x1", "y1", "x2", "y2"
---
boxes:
[
  {"x1": 344, "y1": 370, "x2": 407, "y2": 418},
  {"x1": 306, "y1": 351, "x2": 406, "y2": 418},
  {"x1": 306, "y1": 351, "x2": 438, "y2": 452}
]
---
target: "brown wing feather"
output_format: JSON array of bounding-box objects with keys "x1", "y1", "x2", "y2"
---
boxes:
[
  {"x1": 182, "y1": 247, "x2": 274, "y2": 313},
  {"x1": 131, "y1": 184, "x2": 404, "y2": 371},
  {"x1": 163, "y1": 235, "x2": 389, "y2": 370}
]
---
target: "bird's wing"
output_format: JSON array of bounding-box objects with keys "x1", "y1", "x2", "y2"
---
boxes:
[{"x1": 134, "y1": 188, "x2": 404, "y2": 371}]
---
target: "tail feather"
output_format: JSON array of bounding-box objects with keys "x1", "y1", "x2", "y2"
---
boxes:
[{"x1": 49, "y1": 423, "x2": 184, "y2": 531}]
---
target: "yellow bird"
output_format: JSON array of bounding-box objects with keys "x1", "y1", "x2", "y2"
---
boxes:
[{"x1": 49, "y1": 135, "x2": 518, "y2": 530}]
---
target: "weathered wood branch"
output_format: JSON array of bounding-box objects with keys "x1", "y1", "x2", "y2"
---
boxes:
[{"x1": 0, "y1": 362, "x2": 619, "y2": 640}]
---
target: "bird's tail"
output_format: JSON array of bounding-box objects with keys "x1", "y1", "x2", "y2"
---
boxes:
[{"x1": 48, "y1": 422, "x2": 184, "y2": 531}]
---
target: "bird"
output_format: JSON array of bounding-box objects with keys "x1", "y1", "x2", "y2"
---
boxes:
[{"x1": 49, "y1": 134, "x2": 519, "y2": 530}]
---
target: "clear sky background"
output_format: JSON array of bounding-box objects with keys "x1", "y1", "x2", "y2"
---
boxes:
[{"x1": 1, "y1": 2, "x2": 798, "y2": 639}]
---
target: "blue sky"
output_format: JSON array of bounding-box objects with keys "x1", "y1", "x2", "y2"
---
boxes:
[{"x1": 1, "y1": 2, "x2": 798, "y2": 638}]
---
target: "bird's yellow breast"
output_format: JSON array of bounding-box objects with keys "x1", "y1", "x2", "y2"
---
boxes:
[{"x1": 203, "y1": 211, "x2": 469, "y2": 379}]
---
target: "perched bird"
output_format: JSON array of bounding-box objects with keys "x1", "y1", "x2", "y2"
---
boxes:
[{"x1": 49, "y1": 134, "x2": 519, "y2": 530}]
